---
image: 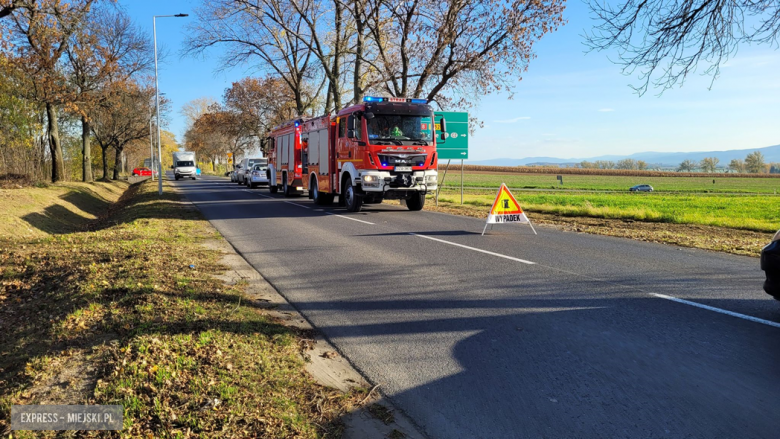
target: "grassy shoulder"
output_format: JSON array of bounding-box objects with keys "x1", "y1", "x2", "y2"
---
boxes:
[
  {"x1": 0, "y1": 180, "x2": 129, "y2": 238},
  {"x1": 435, "y1": 188, "x2": 780, "y2": 233},
  {"x1": 427, "y1": 194, "x2": 774, "y2": 257},
  {"x1": 1, "y1": 180, "x2": 363, "y2": 438}
]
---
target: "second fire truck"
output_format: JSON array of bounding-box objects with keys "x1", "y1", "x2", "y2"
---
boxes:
[{"x1": 266, "y1": 97, "x2": 444, "y2": 212}]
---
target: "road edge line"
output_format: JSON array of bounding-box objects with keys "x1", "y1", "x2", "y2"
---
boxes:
[{"x1": 651, "y1": 293, "x2": 780, "y2": 329}]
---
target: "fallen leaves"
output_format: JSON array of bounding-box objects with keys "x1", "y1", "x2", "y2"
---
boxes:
[{"x1": 1, "y1": 180, "x2": 357, "y2": 438}]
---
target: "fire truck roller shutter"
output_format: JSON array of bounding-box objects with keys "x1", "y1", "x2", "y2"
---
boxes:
[
  {"x1": 309, "y1": 129, "x2": 319, "y2": 166},
  {"x1": 287, "y1": 133, "x2": 295, "y2": 171},
  {"x1": 279, "y1": 135, "x2": 286, "y2": 166},
  {"x1": 274, "y1": 136, "x2": 282, "y2": 170},
  {"x1": 319, "y1": 129, "x2": 329, "y2": 174}
]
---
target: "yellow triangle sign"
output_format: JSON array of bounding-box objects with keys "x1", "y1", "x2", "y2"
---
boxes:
[
  {"x1": 489, "y1": 184, "x2": 523, "y2": 215},
  {"x1": 483, "y1": 183, "x2": 537, "y2": 235}
]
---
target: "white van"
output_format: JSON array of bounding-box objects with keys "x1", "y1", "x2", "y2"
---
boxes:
[{"x1": 172, "y1": 151, "x2": 197, "y2": 180}]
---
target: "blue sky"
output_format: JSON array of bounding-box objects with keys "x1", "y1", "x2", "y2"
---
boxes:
[{"x1": 122, "y1": 0, "x2": 780, "y2": 161}]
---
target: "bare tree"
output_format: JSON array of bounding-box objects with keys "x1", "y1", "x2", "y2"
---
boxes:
[
  {"x1": 586, "y1": 0, "x2": 780, "y2": 95},
  {"x1": 678, "y1": 159, "x2": 696, "y2": 172},
  {"x1": 616, "y1": 158, "x2": 638, "y2": 169},
  {"x1": 66, "y1": 6, "x2": 152, "y2": 182},
  {"x1": 91, "y1": 80, "x2": 155, "y2": 180},
  {"x1": 180, "y1": 96, "x2": 218, "y2": 130},
  {"x1": 0, "y1": 0, "x2": 20, "y2": 20},
  {"x1": 745, "y1": 151, "x2": 765, "y2": 173},
  {"x1": 700, "y1": 157, "x2": 720, "y2": 173},
  {"x1": 184, "y1": 0, "x2": 323, "y2": 115},
  {"x1": 365, "y1": 0, "x2": 565, "y2": 109},
  {"x1": 728, "y1": 158, "x2": 745, "y2": 173}
]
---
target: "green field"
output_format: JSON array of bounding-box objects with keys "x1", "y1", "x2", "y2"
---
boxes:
[
  {"x1": 436, "y1": 188, "x2": 780, "y2": 232},
  {"x1": 438, "y1": 172, "x2": 780, "y2": 194}
]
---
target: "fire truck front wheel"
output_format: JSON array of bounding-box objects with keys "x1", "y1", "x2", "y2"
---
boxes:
[
  {"x1": 406, "y1": 192, "x2": 426, "y2": 211},
  {"x1": 343, "y1": 178, "x2": 363, "y2": 213}
]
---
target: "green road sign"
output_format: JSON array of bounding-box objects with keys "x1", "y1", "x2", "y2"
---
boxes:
[{"x1": 434, "y1": 111, "x2": 469, "y2": 160}]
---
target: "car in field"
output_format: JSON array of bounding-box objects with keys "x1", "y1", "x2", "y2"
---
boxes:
[
  {"x1": 761, "y1": 230, "x2": 780, "y2": 300},
  {"x1": 132, "y1": 167, "x2": 152, "y2": 177},
  {"x1": 629, "y1": 184, "x2": 654, "y2": 192},
  {"x1": 246, "y1": 164, "x2": 269, "y2": 188}
]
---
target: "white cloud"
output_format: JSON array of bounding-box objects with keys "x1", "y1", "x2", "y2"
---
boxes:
[
  {"x1": 598, "y1": 108, "x2": 614, "y2": 112},
  {"x1": 494, "y1": 116, "x2": 531, "y2": 123}
]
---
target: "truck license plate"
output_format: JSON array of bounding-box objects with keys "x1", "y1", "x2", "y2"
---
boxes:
[{"x1": 394, "y1": 166, "x2": 412, "y2": 172}]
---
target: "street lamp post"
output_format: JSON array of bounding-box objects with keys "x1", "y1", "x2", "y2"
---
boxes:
[
  {"x1": 149, "y1": 109, "x2": 155, "y2": 181},
  {"x1": 153, "y1": 13, "x2": 188, "y2": 195}
]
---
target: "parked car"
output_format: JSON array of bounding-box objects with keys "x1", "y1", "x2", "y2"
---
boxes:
[
  {"x1": 236, "y1": 157, "x2": 267, "y2": 185},
  {"x1": 761, "y1": 229, "x2": 780, "y2": 300},
  {"x1": 132, "y1": 167, "x2": 152, "y2": 176},
  {"x1": 246, "y1": 164, "x2": 269, "y2": 188},
  {"x1": 629, "y1": 184, "x2": 654, "y2": 192}
]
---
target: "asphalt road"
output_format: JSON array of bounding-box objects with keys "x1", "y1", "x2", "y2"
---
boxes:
[{"x1": 176, "y1": 175, "x2": 780, "y2": 439}]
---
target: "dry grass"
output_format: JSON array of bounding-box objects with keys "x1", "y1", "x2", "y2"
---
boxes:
[
  {"x1": 1, "y1": 180, "x2": 363, "y2": 438},
  {"x1": 0, "y1": 180, "x2": 128, "y2": 238},
  {"x1": 425, "y1": 198, "x2": 773, "y2": 257}
]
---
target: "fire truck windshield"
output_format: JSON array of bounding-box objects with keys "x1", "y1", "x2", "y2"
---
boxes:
[{"x1": 366, "y1": 114, "x2": 433, "y2": 143}]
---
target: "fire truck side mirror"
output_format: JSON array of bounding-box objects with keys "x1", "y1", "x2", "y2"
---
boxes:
[
  {"x1": 347, "y1": 129, "x2": 356, "y2": 139},
  {"x1": 347, "y1": 114, "x2": 356, "y2": 131}
]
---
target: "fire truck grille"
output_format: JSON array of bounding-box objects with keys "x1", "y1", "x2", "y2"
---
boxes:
[
  {"x1": 384, "y1": 173, "x2": 416, "y2": 188},
  {"x1": 377, "y1": 154, "x2": 427, "y2": 167}
]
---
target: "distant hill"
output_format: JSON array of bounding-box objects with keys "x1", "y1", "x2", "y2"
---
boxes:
[{"x1": 469, "y1": 144, "x2": 780, "y2": 168}]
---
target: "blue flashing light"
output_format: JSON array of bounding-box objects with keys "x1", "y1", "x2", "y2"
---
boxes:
[
  {"x1": 410, "y1": 99, "x2": 428, "y2": 104},
  {"x1": 294, "y1": 121, "x2": 300, "y2": 127},
  {"x1": 363, "y1": 96, "x2": 384, "y2": 102},
  {"x1": 381, "y1": 162, "x2": 388, "y2": 167}
]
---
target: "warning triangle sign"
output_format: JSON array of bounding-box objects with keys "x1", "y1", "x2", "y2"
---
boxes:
[
  {"x1": 483, "y1": 183, "x2": 537, "y2": 235},
  {"x1": 489, "y1": 184, "x2": 523, "y2": 215}
]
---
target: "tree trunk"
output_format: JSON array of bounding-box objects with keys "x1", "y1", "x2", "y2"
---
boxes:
[
  {"x1": 101, "y1": 144, "x2": 109, "y2": 180},
  {"x1": 353, "y1": 1, "x2": 365, "y2": 104},
  {"x1": 46, "y1": 102, "x2": 65, "y2": 183},
  {"x1": 330, "y1": 0, "x2": 343, "y2": 112},
  {"x1": 113, "y1": 146, "x2": 122, "y2": 180},
  {"x1": 324, "y1": 82, "x2": 333, "y2": 114},
  {"x1": 81, "y1": 116, "x2": 93, "y2": 182}
]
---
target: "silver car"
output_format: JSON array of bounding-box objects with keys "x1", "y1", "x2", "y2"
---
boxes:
[
  {"x1": 629, "y1": 184, "x2": 654, "y2": 192},
  {"x1": 236, "y1": 157, "x2": 267, "y2": 185},
  {"x1": 246, "y1": 164, "x2": 269, "y2": 188}
]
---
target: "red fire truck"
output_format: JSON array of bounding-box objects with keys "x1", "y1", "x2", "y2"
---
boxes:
[{"x1": 266, "y1": 96, "x2": 443, "y2": 212}]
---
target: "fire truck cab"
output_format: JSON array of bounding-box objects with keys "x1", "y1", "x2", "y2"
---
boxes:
[{"x1": 267, "y1": 97, "x2": 441, "y2": 212}]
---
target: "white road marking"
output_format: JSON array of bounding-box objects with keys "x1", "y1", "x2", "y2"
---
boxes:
[
  {"x1": 651, "y1": 293, "x2": 780, "y2": 329},
  {"x1": 410, "y1": 233, "x2": 535, "y2": 265},
  {"x1": 245, "y1": 190, "x2": 309, "y2": 209},
  {"x1": 237, "y1": 182, "x2": 780, "y2": 330},
  {"x1": 326, "y1": 212, "x2": 375, "y2": 225},
  {"x1": 284, "y1": 201, "x2": 311, "y2": 209}
]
